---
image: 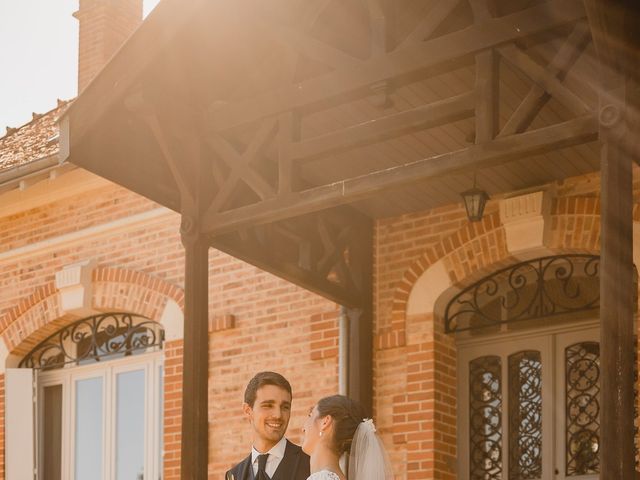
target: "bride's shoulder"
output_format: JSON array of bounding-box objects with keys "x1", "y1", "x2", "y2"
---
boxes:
[{"x1": 307, "y1": 470, "x2": 341, "y2": 480}]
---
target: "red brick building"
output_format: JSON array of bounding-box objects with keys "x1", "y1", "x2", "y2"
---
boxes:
[{"x1": 1, "y1": 1, "x2": 638, "y2": 479}]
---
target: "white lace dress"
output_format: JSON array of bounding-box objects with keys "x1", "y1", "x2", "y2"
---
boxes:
[{"x1": 307, "y1": 470, "x2": 341, "y2": 480}]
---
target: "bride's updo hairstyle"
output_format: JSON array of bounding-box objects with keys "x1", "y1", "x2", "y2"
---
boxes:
[{"x1": 317, "y1": 394, "x2": 366, "y2": 455}]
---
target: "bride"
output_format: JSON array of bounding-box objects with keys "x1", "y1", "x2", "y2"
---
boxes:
[{"x1": 301, "y1": 395, "x2": 393, "y2": 480}]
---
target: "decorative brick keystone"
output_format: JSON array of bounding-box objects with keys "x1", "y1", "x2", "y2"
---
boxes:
[
  {"x1": 499, "y1": 190, "x2": 553, "y2": 256},
  {"x1": 55, "y1": 260, "x2": 96, "y2": 315}
]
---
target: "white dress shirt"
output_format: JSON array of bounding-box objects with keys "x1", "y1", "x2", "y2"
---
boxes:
[{"x1": 251, "y1": 436, "x2": 287, "y2": 478}]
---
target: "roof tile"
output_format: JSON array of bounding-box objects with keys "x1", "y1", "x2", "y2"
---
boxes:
[{"x1": 0, "y1": 99, "x2": 73, "y2": 173}]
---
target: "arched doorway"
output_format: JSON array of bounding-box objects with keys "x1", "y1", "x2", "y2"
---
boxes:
[
  {"x1": 18, "y1": 312, "x2": 165, "y2": 480},
  {"x1": 445, "y1": 255, "x2": 636, "y2": 480}
]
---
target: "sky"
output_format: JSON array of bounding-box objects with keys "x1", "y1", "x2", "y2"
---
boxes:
[{"x1": 0, "y1": 0, "x2": 161, "y2": 131}]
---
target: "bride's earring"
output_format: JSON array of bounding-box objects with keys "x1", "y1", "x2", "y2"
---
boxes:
[{"x1": 319, "y1": 431, "x2": 323, "y2": 437}]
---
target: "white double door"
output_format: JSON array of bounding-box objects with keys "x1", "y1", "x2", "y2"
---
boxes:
[
  {"x1": 458, "y1": 324, "x2": 600, "y2": 480},
  {"x1": 38, "y1": 353, "x2": 163, "y2": 480}
]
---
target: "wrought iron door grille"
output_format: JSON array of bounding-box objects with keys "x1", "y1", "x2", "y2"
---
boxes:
[
  {"x1": 445, "y1": 255, "x2": 601, "y2": 333},
  {"x1": 469, "y1": 355, "x2": 503, "y2": 480},
  {"x1": 508, "y1": 351, "x2": 543, "y2": 479},
  {"x1": 565, "y1": 341, "x2": 600, "y2": 475},
  {"x1": 20, "y1": 312, "x2": 164, "y2": 370}
]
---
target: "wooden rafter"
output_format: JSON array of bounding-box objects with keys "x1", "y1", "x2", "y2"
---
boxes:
[
  {"x1": 470, "y1": 0, "x2": 498, "y2": 144},
  {"x1": 206, "y1": 118, "x2": 277, "y2": 213},
  {"x1": 499, "y1": 20, "x2": 592, "y2": 137},
  {"x1": 267, "y1": 22, "x2": 364, "y2": 71},
  {"x1": 498, "y1": 44, "x2": 591, "y2": 115},
  {"x1": 366, "y1": 0, "x2": 388, "y2": 57},
  {"x1": 202, "y1": 115, "x2": 597, "y2": 235},
  {"x1": 289, "y1": 92, "x2": 475, "y2": 162},
  {"x1": 277, "y1": 111, "x2": 298, "y2": 194},
  {"x1": 398, "y1": 0, "x2": 462, "y2": 48},
  {"x1": 206, "y1": 0, "x2": 586, "y2": 132}
]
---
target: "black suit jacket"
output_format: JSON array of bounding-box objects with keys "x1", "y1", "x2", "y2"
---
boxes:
[{"x1": 225, "y1": 440, "x2": 310, "y2": 480}]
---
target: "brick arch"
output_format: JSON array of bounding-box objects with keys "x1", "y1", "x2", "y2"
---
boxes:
[
  {"x1": 382, "y1": 196, "x2": 632, "y2": 350},
  {"x1": 378, "y1": 211, "x2": 507, "y2": 349},
  {"x1": 2, "y1": 267, "x2": 184, "y2": 357},
  {"x1": 91, "y1": 267, "x2": 184, "y2": 320}
]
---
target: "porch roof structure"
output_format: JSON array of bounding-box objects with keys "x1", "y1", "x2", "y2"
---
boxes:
[{"x1": 59, "y1": 0, "x2": 639, "y2": 478}]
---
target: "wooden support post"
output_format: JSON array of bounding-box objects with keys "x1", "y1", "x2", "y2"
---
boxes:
[
  {"x1": 585, "y1": 2, "x2": 638, "y2": 477},
  {"x1": 180, "y1": 217, "x2": 210, "y2": 480},
  {"x1": 599, "y1": 109, "x2": 635, "y2": 480}
]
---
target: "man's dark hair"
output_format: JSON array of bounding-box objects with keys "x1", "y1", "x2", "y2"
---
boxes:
[{"x1": 244, "y1": 371, "x2": 293, "y2": 407}]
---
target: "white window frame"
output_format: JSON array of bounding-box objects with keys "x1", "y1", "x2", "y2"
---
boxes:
[
  {"x1": 37, "y1": 351, "x2": 163, "y2": 480},
  {"x1": 457, "y1": 320, "x2": 599, "y2": 480}
]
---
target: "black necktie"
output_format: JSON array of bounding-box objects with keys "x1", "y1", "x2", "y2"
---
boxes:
[{"x1": 257, "y1": 453, "x2": 269, "y2": 480}]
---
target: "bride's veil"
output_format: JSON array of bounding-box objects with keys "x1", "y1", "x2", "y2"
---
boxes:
[{"x1": 347, "y1": 419, "x2": 393, "y2": 480}]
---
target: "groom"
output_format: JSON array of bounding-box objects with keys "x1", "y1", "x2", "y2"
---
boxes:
[{"x1": 225, "y1": 371, "x2": 310, "y2": 480}]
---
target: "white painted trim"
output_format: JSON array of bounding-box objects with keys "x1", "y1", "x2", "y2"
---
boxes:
[
  {"x1": 0, "y1": 207, "x2": 174, "y2": 263},
  {"x1": 6, "y1": 368, "x2": 35, "y2": 480},
  {"x1": 406, "y1": 259, "x2": 451, "y2": 316},
  {"x1": 160, "y1": 299, "x2": 184, "y2": 341},
  {"x1": 456, "y1": 319, "x2": 600, "y2": 347},
  {"x1": 0, "y1": 167, "x2": 111, "y2": 218}
]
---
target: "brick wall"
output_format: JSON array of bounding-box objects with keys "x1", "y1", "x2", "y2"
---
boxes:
[
  {"x1": 0, "y1": 374, "x2": 4, "y2": 480},
  {"x1": 163, "y1": 340, "x2": 183, "y2": 480}
]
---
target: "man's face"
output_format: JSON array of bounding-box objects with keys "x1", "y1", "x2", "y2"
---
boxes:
[{"x1": 243, "y1": 384, "x2": 292, "y2": 451}]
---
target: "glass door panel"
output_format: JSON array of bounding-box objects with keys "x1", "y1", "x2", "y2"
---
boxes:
[
  {"x1": 459, "y1": 334, "x2": 552, "y2": 480},
  {"x1": 116, "y1": 369, "x2": 146, "y2": 480},
  {"x1": 75, "y1": 376, "x2": 104, "y2": 480}
]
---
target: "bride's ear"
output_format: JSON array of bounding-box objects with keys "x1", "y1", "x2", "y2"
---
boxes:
[{"x1": 320, "y1": 414, "x2": 334, "y2": 433}]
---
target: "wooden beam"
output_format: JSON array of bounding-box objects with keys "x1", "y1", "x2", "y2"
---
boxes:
[
  {"x1": 399, "y1": 0, "x2": 461, "y2": 48},
  {"x1": 366, "y1": 0, "x2": 388, "y2": 57},
  {"x1": 474, "y1": 50, "x2": 499, "y2": 143},
  {"x1": 268, "y1": 23, "x2": 364, "y2": 71},
  {"x1": 143, "y1": 113, "x2": 197, "y2": 213},
  {"x1": 499, "y1": 21, "x2": 592, "y2": 137},
  {"x1": 300, "y1": 0, "x2": 332, "y2": 29},
  {"x1": 289, "y1": 92, "x2": 475, "y2": 162},
  {"x1": 470, "y1": 0, "x2": 498, "y2": 144},
  {"x1": 278, "y1": 112, "x2": 298, "y2": 194},
  {"x1": 206, "y1": 0, "x2": 586, "y2": 132},
  {"x1": 206, "y1": 118, "x2": 277, "y2": 213},
  {"x1": 498, "y1": 43, "x2": 591, "y2": 115},
  {"x1": 202, "y1": 115, "x2": 597, "y2": 235}
]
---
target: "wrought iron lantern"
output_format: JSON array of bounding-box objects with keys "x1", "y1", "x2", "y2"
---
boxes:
[{"x1": 461, "y1": 178, "x2": 489, "y2": 222}]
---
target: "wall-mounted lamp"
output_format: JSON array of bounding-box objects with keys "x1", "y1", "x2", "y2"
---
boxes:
[{"x1": 461, "y1": 176, "x2": 489, "y2": 222}]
